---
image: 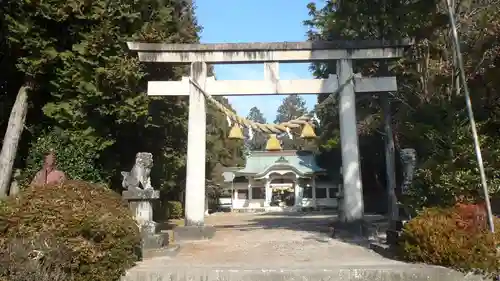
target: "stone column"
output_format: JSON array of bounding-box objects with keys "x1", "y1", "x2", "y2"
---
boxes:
[
  {"x1": 264, "y1": 178, "x2": 272, "y2": 206},
  {"x1": 337, "y1": 60, "x2": 364, "y2": 222},
  {"x1": 248, "y1": 181, "x2": 253, "y2": 201},
  {"x1": 312, "y1": 175, "x2": 317, "y2": 207},
  {"x1": 184, "y1": 61, "x2": 208, "y2": 226},
  {"x1": 294, "y1": 178, "x2": 301, "y2": 207}
]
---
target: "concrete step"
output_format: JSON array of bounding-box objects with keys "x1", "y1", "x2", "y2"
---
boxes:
[
  {"x1": 172, "y1": 225, "x2": 216, "y2": 242},
  {"x1": 370, "y1": 241, "x2": 394, "y2": 258},
  {"x1": 141, "y1": 244, "x2": 180, "y2": 260},
  {"x1": 122, "y1": 264, "x2": 486, "y2": 281},
  {"x1": 142, "y1": 233, "x2": 169, "y2": 250}
]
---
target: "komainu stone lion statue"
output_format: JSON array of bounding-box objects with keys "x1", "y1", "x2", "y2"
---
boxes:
[{"x1": 121, "y1": 152, "x2": 154, "y2": 190}]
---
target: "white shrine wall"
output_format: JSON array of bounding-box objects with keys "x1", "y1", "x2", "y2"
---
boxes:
[{"x1": 228, "y1": 175, "x2": 340, "y2": 211}]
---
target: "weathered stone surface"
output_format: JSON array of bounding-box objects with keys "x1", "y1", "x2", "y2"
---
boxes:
[
  {"x1": 399, "y1": 148, "x2": 417, "y2": 198},
  {"x1": 121, "y1": 152, "x2": 154, "y2": 191},
  {"x1": 127, "y1": 40, "x2": 413, "y2": 52},
  {"x1": 122, "y1": 189, "x2": 159, "y2": 232},
  {"x1": 122, "y1": 189, "x2": 160, "y2": 200},
  {"x1": 173, "y1": 225, "x2": 216, "y2": 242},
  {"x1": 122, "y1": 264, "x2": 484, "y2": 281},
  {"x1": 142, "y1": 233, "x2": 169, "y2": 250},
  {"x1": 140, "y1": 220, "x2": 157, "y2": 235}
]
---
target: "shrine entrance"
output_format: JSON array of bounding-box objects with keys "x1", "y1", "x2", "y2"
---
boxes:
[
  {"x1": 127, "y1": 40, "x2": 410, "y2": 227},
  {"x1": 270, "y1": 177, "x2": 295, "y2": 207}
]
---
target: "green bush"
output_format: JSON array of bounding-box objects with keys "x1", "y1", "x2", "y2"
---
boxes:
[
  {"x1": 21, "y1": 128, "x2": 110, "y2": 186},
  {"x1": 399, "y1": 204, "x2": 500, "y2": 277},
  {"x1": 165, "y1": 201, "x2": 183, "y2": 219},
  {"x1": 0, "y1": 180, "x2": 141, "y2": 281}
]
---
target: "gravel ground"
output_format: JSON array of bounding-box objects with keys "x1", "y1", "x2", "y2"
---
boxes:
[{"x1": 131, "y1": 212, "x2": 405, "y2": 270}]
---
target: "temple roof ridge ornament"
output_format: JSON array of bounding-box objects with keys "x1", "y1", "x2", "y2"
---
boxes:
[{"x1": 275, "y1": 156, "x2": 289, "y2": 164}]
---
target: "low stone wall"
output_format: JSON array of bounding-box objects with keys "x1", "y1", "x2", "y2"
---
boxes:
[{"x1": 122, "y1": 264, "x2": 485, "y2": 281}]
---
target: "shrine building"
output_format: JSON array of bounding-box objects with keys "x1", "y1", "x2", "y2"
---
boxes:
[{"x1": 222, "y1": 150, "x2": 341, "y2": 212}]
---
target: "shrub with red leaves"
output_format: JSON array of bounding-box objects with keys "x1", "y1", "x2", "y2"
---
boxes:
[{"x1": 399, "y1": 204, "x2": 499, "y2": 278}]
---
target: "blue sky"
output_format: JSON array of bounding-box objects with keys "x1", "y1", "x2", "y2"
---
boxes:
[{"x1": 196, "y1": 0, "x2": 321, "y2": 122}]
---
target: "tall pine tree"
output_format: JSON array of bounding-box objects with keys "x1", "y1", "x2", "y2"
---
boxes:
[
  {"x1": 245, "y1": 106, "x2": 267, "y2": 152},
  {"x1": 274, "y1": 95, "x2": 308, "y2": 123},
  {"x1": 275, "y1": 95, "x2": 308, "y2": 150}
]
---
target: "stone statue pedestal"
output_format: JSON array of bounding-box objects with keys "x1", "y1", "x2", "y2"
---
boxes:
[
  {"x1": 122, "y1": 189, "x2": 160, "y2": 231},
  {"x1": 122, "y1": 189, "x2": 171, "y2": 258}
]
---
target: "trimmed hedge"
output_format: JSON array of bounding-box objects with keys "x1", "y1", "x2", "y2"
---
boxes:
[
  {"x1": 399, "y1": 204, "x2": 500, "y2": 277},
  {"x1": 0, "y1": 180, "x2": 141, "y2": 281},
  {"x1": 165, "y1": 201, "x2": 183, "y2": 219}
]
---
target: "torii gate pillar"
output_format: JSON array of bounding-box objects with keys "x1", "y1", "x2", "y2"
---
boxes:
[
  {"x1": 185, "y1": 61, "x2": 207, "y2": 226},
  {"x1": 337, "y1": 59, "x2": 363, "y2": 222}
]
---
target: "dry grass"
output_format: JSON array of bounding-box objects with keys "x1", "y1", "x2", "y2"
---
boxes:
[{"x1": 0, "y1": 238, "x2": 73, "y2": 281}]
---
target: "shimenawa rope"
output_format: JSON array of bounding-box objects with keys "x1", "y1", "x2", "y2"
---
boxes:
[{"x1": 187, "y1": 73, "x2": 357, "y2": 134}]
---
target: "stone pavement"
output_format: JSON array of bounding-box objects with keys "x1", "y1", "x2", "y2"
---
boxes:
[{"x1": 123, "y1": 212, "x2": 484, "y2": 281}]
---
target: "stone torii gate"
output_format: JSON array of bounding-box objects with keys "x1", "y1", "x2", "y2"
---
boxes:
[{"x1": 127, "y1": 41, "x2": 410, "y2": 230}]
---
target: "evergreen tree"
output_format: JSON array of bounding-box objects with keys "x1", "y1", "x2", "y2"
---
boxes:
[
  {"x1": 0, "y1": 0, "x2": 243, "y2": 199},
  {"x1": 207, "y1": 97, "x2": 245, "y2": 180},
  {"x1": 274, "y1": 95, "x2": 308, "y2": 150},
  {"x1": 305, "y1": 0, "x2": 500, "y2": 210},
  {"x1": 275, "y1": 95, "x2": 308, "y2": 123},
  {"x1": 245, "y1": 106, "x2": 267, "y2": 152}
]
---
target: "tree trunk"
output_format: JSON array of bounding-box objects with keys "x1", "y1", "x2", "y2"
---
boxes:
[{"x1": 0, "y1": 85, "x2": 29, "y2": 198}]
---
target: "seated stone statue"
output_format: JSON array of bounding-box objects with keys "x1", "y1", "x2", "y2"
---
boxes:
[
  {"x1": 121, "y1": 152, "x2": 154, "y2": 190},
  {"x1": 30, "y1": 151, "x2": 66, "y2": 187}
]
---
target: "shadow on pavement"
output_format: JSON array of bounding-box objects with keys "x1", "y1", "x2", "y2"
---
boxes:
[{"x1": 211, "y1": 211, "x2": 396, "y2": 257}]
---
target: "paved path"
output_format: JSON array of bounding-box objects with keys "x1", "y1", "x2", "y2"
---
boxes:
[
  {"x1": 124, "y1": 212, "x2": 481, "y2": 281},
  {"x1": 132, "y1": 212, "x2": 403, "y2": 269}
]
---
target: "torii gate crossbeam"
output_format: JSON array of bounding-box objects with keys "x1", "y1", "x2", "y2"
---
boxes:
[{"x1": 128, "y1": 40, "x2": 411, "y2": 231}]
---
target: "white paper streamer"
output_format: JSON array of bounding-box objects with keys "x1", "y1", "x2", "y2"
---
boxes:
[
  {"x1": 247, "y1": 125, "x2": 254, "y2": 140},
  {"x1": 285, "y1": 127, "x2": 293, "y2": 140},
  {"x1": 313, "y1": 113, "x2": 321, "y2": 125},
  {"x1": 226, "y1": 115, "x2": 232, "y2": 127}
]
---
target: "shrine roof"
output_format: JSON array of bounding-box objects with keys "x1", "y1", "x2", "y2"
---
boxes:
[{"x1": 235, "y1": 150, "x2": 325, "y2": 177}]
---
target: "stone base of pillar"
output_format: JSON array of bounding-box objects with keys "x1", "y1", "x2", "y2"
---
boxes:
[
  {"x1": 386, "y1": 204, "x2": 411, "y2": 246},
  {"x1": 173, "y1": 225, "x2": 216, "y2": 242},
  {"x1": 330, "y1": 219, "x2": 377, "y2": 239},
  {"x1": 122, "y1": 189, "x2": 171, "y2": 259}
]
